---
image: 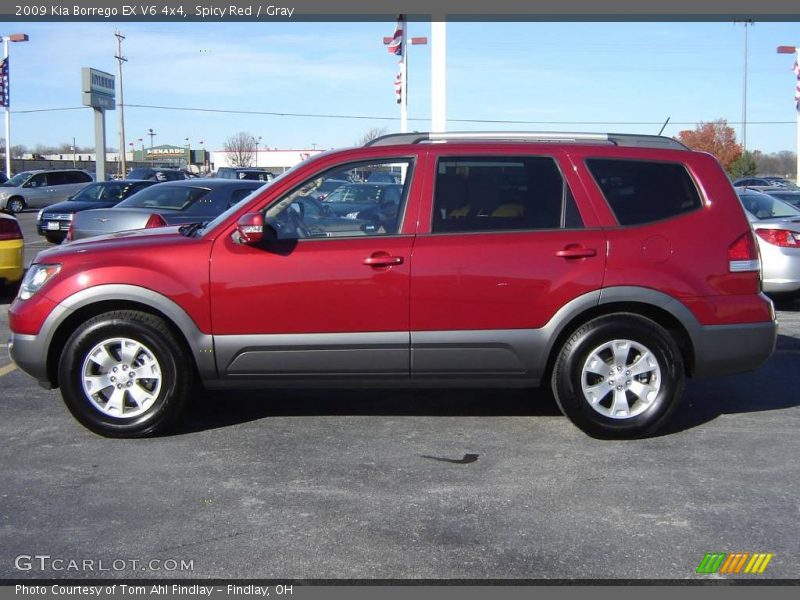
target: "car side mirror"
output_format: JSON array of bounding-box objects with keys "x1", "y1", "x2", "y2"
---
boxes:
[{"x1": 236, "y1": 212, "x2": 266, "y2": 244}]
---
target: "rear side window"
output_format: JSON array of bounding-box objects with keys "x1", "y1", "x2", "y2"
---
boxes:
[
  {"x1": 432, "y1": 156, "x2": 583, "y2": 233},
  {"x1": 586, "y1": 159, "x2": 702, "y2": 226},
  {"x1": 68, "y1": 171, "x2": 93, "y2": 184}
]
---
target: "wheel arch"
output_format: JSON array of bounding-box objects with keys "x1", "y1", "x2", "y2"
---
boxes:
[
  {"x1": 44, "y1": 285, "x2": 216, "y2": 388},
  {"x1": 541, "y1": 287, "x2": 698, "y2": 384}
]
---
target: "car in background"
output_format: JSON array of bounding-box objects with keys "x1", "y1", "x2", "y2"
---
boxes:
[
  {"x1": 36, "y1": 180, "x2": 158, "y2": 244},
  {"x1": 321, "y1": 182, "x2": 403, "y2": 217},
  {"x1": 736, "y1": 188, "x2": 800, "y2": 294},
  {"x1": 759, "y1": 188, "x2": 800, "y2": 209},
  {"x1": 301, "y1": 178, "x2": 348, "y2": 202},
  {"x1": 0, "y1": 212, "x2": 23, "y2": 288},
  {"x1": 0, "y1": 169, "x2": 94, "y2": 214},
  {"x1": 127, "y1": 168, "x2": 187, "y2": 182},
  {"x1": 68, "y1": 179, "x2": 263, "y2": 241},
  {"x1": 366, "y1": 171, "x2": 402, "y2": 184},
  {"x1": 733, "y1": 176, "x2": 798, "y2": 190},
  {"x1": 0, "y1": 172, "x2": 8, "y2": 184},
  {"x1": 216, "y1": 167, "x2": 275, "y2": 182}
]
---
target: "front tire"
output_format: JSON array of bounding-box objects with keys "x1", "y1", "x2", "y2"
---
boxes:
[
  {"x1": 551, "y1": 314, "x2": 684, "y2": 439},
  {"x1": 58, "y1": 310, "x2": 193, "y2": 437},
  {"x1": 6, "y1": 197, "x2": 25, "y2": 214}
]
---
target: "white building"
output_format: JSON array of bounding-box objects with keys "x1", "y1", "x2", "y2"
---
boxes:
[{"x1": 210, "y1": 149, "x2": 324, "y2": 173}]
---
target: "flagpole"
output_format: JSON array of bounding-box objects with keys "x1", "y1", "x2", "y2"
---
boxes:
[
  {"x1": 796, "y1": 49, "x2": 800, "y2": 186},
  {"x1": 400, "y1": 21, "x2": 408, "y2": 133}
]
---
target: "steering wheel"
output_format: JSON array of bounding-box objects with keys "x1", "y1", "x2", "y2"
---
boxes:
[{"x1": 285, "y1": 206, "x2": 311, "y2": 238}]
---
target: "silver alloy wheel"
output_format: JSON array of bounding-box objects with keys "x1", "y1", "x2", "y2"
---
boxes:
[
  {"x1": 580, "y1": 339, "x2": 662, "y2": 420},
  {"x1": 7, "y1": 198, "x2": 24, "y2": 214},
  {"x1": 81, "y1": 337, "x2": 162, "y2": 419}
]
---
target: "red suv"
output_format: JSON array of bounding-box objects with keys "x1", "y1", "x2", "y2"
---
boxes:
[{"x1": 8, "y1": 132, "x2": 776, "y2": 438}]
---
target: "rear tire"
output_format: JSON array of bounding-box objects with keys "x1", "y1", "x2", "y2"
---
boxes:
[
  {"x1": 58, "y1": 310, "x2": 193, "y2": 438},
  {"x1": 551, "y1": 313, "x2": 684, "y2": 439},
  {"x1": 6, "y1": 197, "x2": 25, "y2": 214},
  {"x1": 44, "y1": 233, "x2": 65, "y2": 244}
]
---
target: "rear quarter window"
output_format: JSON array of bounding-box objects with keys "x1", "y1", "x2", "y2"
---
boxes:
[{"x1": 586, "y1": 158, "x2": 703, "y2": 226}]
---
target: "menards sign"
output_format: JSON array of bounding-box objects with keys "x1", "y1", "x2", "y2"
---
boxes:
[{"x1": 145, "y1": 145, "x2": 188, "y2": 158}]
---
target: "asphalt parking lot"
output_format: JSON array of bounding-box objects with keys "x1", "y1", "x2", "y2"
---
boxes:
[{"x1": 1, "y1": 211, "x2": 799, "y2": 580}]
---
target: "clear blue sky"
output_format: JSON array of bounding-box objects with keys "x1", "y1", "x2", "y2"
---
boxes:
[{"x1": 3, "y1": 20, "x2": 800, "y2": 153}]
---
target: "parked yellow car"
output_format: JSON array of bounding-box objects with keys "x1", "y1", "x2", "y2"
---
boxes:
[{"x1": 0, "y1": 212, "x2": 24, "y2": 287}]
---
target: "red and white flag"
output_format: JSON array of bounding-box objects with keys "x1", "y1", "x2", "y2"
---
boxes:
[
  {"x1": 387, "y1": 16, "x2": 404, "y2": 56},
  {"x1": 794, "y1": 59, "x2": 800, "y2": 111},
  {"x1": 394, "y1": 70, "x2": 402, "y2": 104}
]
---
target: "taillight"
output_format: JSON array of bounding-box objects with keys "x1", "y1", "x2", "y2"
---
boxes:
[
  {"x1": 728, "y1": 231, "x2": 760, "y2": 272},
  {"x1": 755, "y1": 228, "x2": 800, "y2": 248},
  {"x1": 144, "y1": 213, "x2": 167, "y2": 229},
  {"x1": 0, "y1": 218, "x2": 22, "y2": 241},
  {"x1": 65, "y1": 221, "x2": 74, "y2": 242}
]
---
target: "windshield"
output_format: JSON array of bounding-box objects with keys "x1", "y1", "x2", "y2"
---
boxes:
[
  {"x1": 739, "y1": 193, "x2": 800, "y2": 220},
  {"x1": 1, "y1": 171, "x2": 34, "y2": 187},
  {"x1": 115, "y1": 185, "x2": 209, "y2": 210},
  {"x1": 71, "y1": 182, "x2": 133, "y2": 202}
]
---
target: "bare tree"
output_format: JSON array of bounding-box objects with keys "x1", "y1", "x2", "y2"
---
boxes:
[
  {"x1": 224, "y1": 132, "x2": 257, "y2": 167},
  {"x1": 355, "y1": 127, "x2": 388, "y2": 146}
]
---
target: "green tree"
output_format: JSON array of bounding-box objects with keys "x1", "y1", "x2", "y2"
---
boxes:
[{"x1": 729, "y1": 151, "x2": 759, "y2": 179}]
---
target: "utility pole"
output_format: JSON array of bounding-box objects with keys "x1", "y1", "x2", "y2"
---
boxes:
[
  {"x1": 72, "y1": 136, "x2": 76, "y2": 167},
  {"x1": 431, "y1": 20, "x2": 447, "y2": 133},
  {"x1": 735, "y1": 20, "x2": 754, "y2": 151},
  {"x1": 115, "y1": 30, "x2": 127, "y2": 176}
]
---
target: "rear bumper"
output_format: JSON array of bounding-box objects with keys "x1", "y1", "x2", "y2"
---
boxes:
[
  {"x1": 0, "y1": 239, "x2": 24, "y2": 283},
  {"x1": 692, "y1": 320, "x2": 777, "y2": 377}
]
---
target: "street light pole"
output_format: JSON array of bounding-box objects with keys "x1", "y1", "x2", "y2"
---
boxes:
[
  {"x1": 147, "y1": 128, "x2": 156, "y2": 165},
  {"x1": 72, "y1": 136, "x2": 76, "y2": 167},
  {"x1": 1, "y1": 32, "x2": 28, "y2": 178},
  {"x1": 255, "y1": 136, "x2": 261, "y2": 167}
]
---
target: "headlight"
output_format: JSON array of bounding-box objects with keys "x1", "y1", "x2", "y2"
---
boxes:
[
  {"x1": 37, "y1": 209, "x2": 44, "y2": 221},
  {"x1": 0, "y1": 192, "x2": 7, "y2": 200},
  {"x1": 18, "y1": 264, "x2": 62, "y2": 300}
]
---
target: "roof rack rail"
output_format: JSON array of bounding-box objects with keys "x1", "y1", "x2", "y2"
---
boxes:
[{"x1": 365, "y1": 131, "x2": 688, "y2": 151}]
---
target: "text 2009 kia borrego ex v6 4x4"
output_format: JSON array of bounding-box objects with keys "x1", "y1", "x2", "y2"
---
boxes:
[{"x1": 8, "y1": 132, "x2": 777, "y2": 439}]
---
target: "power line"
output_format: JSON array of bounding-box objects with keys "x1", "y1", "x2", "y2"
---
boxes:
[{"x1": 8, "y1": 103, "x2": 798, "y2": 126}]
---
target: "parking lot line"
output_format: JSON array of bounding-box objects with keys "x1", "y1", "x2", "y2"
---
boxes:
[{"x1": 0, "y1": 362, "x2": 18, "y2": 377}]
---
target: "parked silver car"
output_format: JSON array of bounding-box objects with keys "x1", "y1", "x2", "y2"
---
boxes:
[
  {"x1": 736, "y1": 188, "x2": 800, "y2": 294},
  {"x1": 0, "y1": 169, "x2": 94, "y2": 214},
  {"x1": 69, "y1": 179, "x2": 263, "y2": 240}
]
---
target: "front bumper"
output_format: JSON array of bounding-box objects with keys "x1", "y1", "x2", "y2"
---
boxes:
[{"x1": 8, "y1": 331, "x2": 53, "y2": 387}]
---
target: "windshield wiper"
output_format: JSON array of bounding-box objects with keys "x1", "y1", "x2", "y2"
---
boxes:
[{"x1": 178, "y1": 221, "x2": 207, "y2": 237}]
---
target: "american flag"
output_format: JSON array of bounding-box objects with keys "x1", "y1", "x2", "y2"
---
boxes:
[
  {"x1": 0, "y1": 58, "x2": 8, "y2": 108},
  {"x1": 794, "y1": 59, "x2": 800, "y2": 111},
  {"x1": 387, "y1": 16, "x2": 403, "y2": 56}
]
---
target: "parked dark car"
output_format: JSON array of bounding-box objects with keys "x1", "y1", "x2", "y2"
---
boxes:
[
  {"x1": 216, "y1": 167, "x2": 275, "y2": 182},
  {"x1": 37, "y1": 180, "x2": 157, "y2": 244},
  {"x1": 321, "y1": 182, "x2": 403, "y2": 217},
  {"x1": 733, "y1": 176, "x2": 798, "y2": 190},
  {"x1": 127, "y1": 168, "x2": 187, "y2": 182},
  {"x1": 759, "y1": 189, "x2": 800, "y2": 209},
  {"x1": 68, "y1": 179, "x2": 263, "y2": 241}
]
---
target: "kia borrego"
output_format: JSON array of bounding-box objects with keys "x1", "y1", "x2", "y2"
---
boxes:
[{"x1": 9, "y1": 132, "x2": 777, "y2": 439}]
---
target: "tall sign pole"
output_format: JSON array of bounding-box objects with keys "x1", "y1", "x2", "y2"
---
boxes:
[
  {"x1": 777, "y1": 45, "x2": 800, "y2": 185},
  {"x1": 431, "y1": 20, "x2": 447, "y2": 133},
  {"x1": 1, "y1": 33, "x2": 29, "y2": 178},
  {"x1": 82, "y1": 67, "x2": 116, "y2": 181}
]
